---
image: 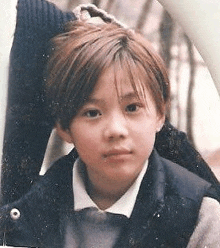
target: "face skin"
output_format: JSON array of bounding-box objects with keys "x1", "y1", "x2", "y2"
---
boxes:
[{"x1": 57, "y1": 66, "x2": 165, "y2": 209}]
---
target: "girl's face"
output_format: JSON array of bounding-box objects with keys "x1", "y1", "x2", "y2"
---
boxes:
[{"x1": 58, "y1": 66, "x2": 165, "y2": 192}]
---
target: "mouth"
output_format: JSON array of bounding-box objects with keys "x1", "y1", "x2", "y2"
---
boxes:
[{"x1": 103, "y1": 148, "x2": 132, "y2": 161}]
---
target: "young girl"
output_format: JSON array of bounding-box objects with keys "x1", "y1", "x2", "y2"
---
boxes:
[{"x1": 1, "y1": 21, "x2": 220, "y2": 248}]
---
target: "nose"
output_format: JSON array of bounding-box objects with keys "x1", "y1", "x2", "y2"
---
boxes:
[{"x1": 103, "y1": 113, "x2": 129, "y2": 141}]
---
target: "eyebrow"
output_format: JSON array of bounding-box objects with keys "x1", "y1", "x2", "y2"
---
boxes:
[
  {"x1": 87, "y1": 91, "x2": 143, "y2": 105},
  {"x1": 119, "y1": 92, "x2": 142, "y2": 101},
  {"x1": 85, "y1": 98, "x2": 105, "y2": 105}
]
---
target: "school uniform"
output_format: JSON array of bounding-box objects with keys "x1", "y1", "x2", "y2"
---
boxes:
[{"x1": 1, "y1": 149, "x2": 220, "y2": 247}]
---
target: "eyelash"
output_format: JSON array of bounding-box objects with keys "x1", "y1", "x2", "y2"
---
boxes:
[
  {"x1": 125, "y1": 103, "x2": 143, "y2": 113},
  {"x1": 82, "y1": 102, "x2": 144, "y2": 118},
  {"x1": 83, "y1": 109, "x2": 101, "y2": 118}
]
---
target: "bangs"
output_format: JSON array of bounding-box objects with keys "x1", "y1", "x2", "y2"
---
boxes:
[{"x1": 111, "y1": 51, "x2": 165, "y2": 116}]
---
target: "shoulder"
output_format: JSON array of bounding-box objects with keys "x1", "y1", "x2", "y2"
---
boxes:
[
  {"x1": 33, "y1": 149, "x2": 78, "y2": 201},
  {"x1": 0, "y1": 149, "x2": 78, "y2": 246},
  {"x1": 1, "y1": 148, "x2": 77, "y2": 211},
  {"x1": 161, "y1": 153, "x2": 211, "y2": 198},
  {"x1": 187, "y1": 197, "x2": 220, "y2": 247},
  {"x1": 141, "y1": 151, "x2": 216, "y2": 245},
  {"x1": 156, "y1": 151, "x2": 212, "y2": 200}
]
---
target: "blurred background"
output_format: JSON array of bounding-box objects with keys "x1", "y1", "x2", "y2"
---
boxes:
[{"x1": 40, "y1": 0, "x2": 220, "y2": 179}]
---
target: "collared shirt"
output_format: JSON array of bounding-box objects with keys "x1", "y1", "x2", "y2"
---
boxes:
[
  {"x1": 71, "y1": 158, "x2": 220, "y2": 248},
  {"x1": 73, "y1": 158, "x2": 148, "y2": 218}
]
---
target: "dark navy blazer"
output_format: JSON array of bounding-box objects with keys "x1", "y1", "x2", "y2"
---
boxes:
[{"x1": 0, "y1": 150, "x2": 216, "y2": 247}]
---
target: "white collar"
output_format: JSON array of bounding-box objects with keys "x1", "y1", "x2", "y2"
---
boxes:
[{"x1": 73, "y1": 158, "x2": 148, "y2": 218}]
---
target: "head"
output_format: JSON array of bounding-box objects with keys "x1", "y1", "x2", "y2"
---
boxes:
[
  {"x1": 46, "y1": 22, "x2": 170, "y2": 195},
  {"x1": 46, "y1": 22, "x2": 170, "y2": 130}
]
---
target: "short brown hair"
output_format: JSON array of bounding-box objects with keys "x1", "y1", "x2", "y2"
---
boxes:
[{"x1": 46, "y1": 22, "x2": 170, "y2": 130}]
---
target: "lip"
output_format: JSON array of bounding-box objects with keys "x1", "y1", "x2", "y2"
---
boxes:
[{"x1": 103, "y1": 148, "x2": 132, "y2": 161}]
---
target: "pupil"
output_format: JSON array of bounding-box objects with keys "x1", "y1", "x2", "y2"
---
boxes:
[
  {"x1": 90, "y1": 110, "x2": 97, "y2": 117},
  {"x1": 128, "y1": 105, "x2": 136, "y2": 111}
]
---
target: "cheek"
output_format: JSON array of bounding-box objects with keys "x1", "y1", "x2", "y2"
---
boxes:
[
  {"x1": 138, "y1": 129, "x2": 156, "y2": 146},
  {"x1": 71, "y1": 124, "x2": 100, "y2": 154},
  {"x1": 133, "y1": 119, "x2": 158, "y2": 150},
  {"x1": 134, "y1": 117, "x2": 159, "y2": 135}
]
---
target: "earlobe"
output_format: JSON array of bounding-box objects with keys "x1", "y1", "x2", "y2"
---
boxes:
[
  {"x1": 156, "y1": 115, "x2": 165, "y2": 132},
  {"x1": 55, "y1": 123, "x2": 73, "y2": 144}
]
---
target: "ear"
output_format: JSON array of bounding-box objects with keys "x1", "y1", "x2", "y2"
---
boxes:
[
  {"x1": 156, "y1": 114, "x2": 165, "y2": 133},
  {"x1": 55, "y1": 123, "x2": 73, "y2": 144}
]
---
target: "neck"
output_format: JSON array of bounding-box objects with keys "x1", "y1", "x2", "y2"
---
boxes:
[{"x1": 86, "y1": 177, "x2": 134, "y2": 210}]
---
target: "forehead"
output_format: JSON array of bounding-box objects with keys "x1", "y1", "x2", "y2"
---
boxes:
[{"x1": 90, "y1": 64, "x2": 151, "y2": 101}]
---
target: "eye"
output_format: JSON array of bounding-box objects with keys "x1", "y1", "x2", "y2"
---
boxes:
[
  {"x1": 83, "y1": 109, "x2": 101, "y2": 118},
  {"x1": 125, "y1": 103, "x2": 140, "y2": 113}
]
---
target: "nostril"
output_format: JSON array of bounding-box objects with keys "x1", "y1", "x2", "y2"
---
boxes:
[{"x1": 104, "y1": 120, "x2": 128, "y2": 140}]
